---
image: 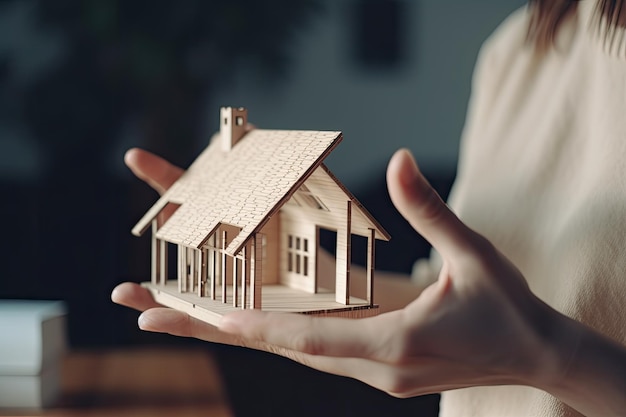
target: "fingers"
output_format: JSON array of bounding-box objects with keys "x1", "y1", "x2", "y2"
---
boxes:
[
  {"x1": 135, "y1": 306, "x2": 465, "y2": 398},
  {"x1": 218, "y1": 310, "x2": 401, "y2": 361},
  {"x1": 137, "y1": 308, "x2": 298, "y2": 350},
  {"x1": 386, "y1": 149, "x2": 477, "y2": 259},
  {"x1": 216, "y1": 310, "x2": 452, "y2": 397},
  {"x1": 138, "y1": 308, "x2": 239, "y2": 345},
  {"x1": 111, "y1": 282, "x2": 162, "y2": 311},
  {"x1": 124, "y1": 148, "x2": 184, "y2": 195},
  {"x1": 136, "y1": 308, "x2": 417, "y2": 396}
]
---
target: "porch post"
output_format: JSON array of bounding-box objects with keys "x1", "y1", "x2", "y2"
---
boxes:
[
  {"x1": 335, "y1": 201, "x2": 352, "y2": 305},
  {"x1": 250, "y1": 234, "x2": 263, "y2": 309},
  {"x1": 177, "y1": 245, "x2": 184, "y2": 292},
  {"x1": 182, "y1": 247, "x2": 189, "y2": 292},
  {"x1": 367, "y1": 228, "x2": 375, "y2": 306},
  {"x1": 151, "y1": 220, "x2": 158, "y2": 285},
  {"x1": 159, "y1": 239, "x2": 167, "y2": 285},
  {"x1": 211, "y1": 234, "x2": 217, "y2": 300},
  {"x1": 241, "y1": 246, "x2": 247, "y2": 309},
  {"x1": 188, "y1": 248, "x2": 195, "y2": 293},
  {"x1": 221, "y1": 230, "x2": 227, "y2": 303},
  {"x1": 198, "y1": 248, "x2": 206, "y2": 297},
  {"x1": 232, "y1": 254, "x2": 238, "y2": 307}
]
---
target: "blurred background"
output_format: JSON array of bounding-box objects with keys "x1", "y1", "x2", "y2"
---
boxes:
[{"x1": 0, "y1": 0, "x2": 525, "y2": 415}]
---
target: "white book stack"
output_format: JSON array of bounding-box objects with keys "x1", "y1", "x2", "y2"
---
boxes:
[{"x1": 0, "y1": 300, "x2": 67, "y2": 409}]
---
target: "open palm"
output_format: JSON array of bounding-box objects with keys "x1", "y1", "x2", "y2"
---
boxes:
[{"x1": 114, "y1": 146, "x2": 550, "y2": 395}]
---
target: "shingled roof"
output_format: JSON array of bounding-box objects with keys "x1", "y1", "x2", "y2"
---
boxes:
[{"x1": 132, "y1": 128, "x2": 389, "y2": 255}]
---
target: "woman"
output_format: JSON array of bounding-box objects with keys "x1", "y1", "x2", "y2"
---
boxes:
[{"x1": 113, "y1": 1, "x2": 626, "y2": 415}]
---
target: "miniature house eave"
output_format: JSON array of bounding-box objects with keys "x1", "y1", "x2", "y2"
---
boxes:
[
  {"x1": 131, "y1": 127, "x2": 345, "y2": 251},
  {"x1": 132, "y1": 132, "x2": 391, "y2": 256},
  {"x1": 217, "y1": 136, "x2": 344, "y2": 256},
  {"x1": 317, "y1": 164, "x2": 390, "y2": 241},
  {"x1": 132, "y1": 197, "x2": 178, "y2": 237},
  {"x1": 225, "y1": 162, "x2": 390, "y2": 256}
]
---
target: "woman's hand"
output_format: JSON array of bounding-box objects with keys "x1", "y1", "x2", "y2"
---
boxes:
[
  {"x1": 115, "y1": 147, "x2": 550, "y2": 388},
  {"x1": 217, "y1": 149, "x2": 553, "y2": 395},
  {"x1": 113, "y1": 147, "x2": 626, "y2": 416}
]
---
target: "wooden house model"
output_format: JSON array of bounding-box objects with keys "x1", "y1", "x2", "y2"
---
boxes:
[{"x1": 132, "y1": 107, "x2": 390, "y2": 326}]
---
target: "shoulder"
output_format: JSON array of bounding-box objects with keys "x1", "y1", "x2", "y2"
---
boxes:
[
  {"x1": 483, "y1": 6, "x2": 530, "y2": 52},
  {"x1": 463, "y1": 6, "x2": 534, "y2": 124},
  {"x1": 474, "y1": 6, "x2": 531, "y2": 83}
]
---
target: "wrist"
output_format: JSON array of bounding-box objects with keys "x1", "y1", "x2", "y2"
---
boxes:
[
  {"x1": 509, "y1": 298, "x2": 577, "y2": 390},
  {"x1": 528, "y1": 307, "x2": 581, "y2": 392},
  {"x1": 523, "y1": 303, "x2": 626, "y2": 416}
]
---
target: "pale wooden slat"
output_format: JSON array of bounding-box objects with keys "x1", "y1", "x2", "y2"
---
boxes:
[
  {"x1": 151, "y1": 220, "x2": 158, "y2": 285},
  {"x1": 142, "y1": 282, "x2": 378, "y2": 327},
  {"x1": 221, "y1": 230, "x2": 227, "y2": 303},
  {"x1": 159, "y1": 239, "x2": 168, "y2": 285},
  {"x1": 367, "y1": 228, "x2": 375, "y2": 305}
]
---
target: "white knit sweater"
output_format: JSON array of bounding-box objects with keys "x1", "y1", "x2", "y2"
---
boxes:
[{"x1": 419, "y1": 2, "x2": 626, "y2": 416}]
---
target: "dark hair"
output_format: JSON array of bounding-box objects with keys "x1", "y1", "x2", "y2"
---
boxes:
[{"x1": 528, "y1": 0, "x2": 626, "y2": 52}]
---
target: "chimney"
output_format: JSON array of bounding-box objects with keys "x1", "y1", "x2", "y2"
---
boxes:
[{"x1": 220, "y1": 107, "x2": 248, "y2": 152}]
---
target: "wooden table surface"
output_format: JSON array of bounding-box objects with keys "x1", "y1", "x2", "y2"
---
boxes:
[{"x1": 2, "y1": 348, "x2": 233, "y2": 417}]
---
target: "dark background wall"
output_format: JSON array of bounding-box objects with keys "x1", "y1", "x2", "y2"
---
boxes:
[{"x1": 0, "y1": 1, "x2": 523, "y2": 416}]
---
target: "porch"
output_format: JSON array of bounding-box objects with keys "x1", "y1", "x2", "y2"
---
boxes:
[{"x1": 142, "y1": 280, "x2": 378, "y2": 327}]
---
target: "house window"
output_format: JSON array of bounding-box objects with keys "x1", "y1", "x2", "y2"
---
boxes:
[{"x1": 287, "y1": 234, "x2": 309, "y2": 276}]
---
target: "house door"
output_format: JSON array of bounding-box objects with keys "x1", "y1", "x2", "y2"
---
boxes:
[{"x1": 316, "y1": 228, "x2": 336, "y2": 293}]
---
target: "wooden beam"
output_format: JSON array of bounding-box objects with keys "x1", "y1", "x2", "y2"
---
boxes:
[
  {"x1": 241, "y1": 246, "x2": 247, "y2": 309},
  {"x1": 346, "y1": 200, "x2": 352, "y2": 305},
  {"x1": 314, "y1": 227, "x2": 320, "y2": 294},
  {"x1": 188, "y1": 248, "x2": 195, "y2": 294},
  {"x1": 159, "y1": 239, "x2": 167, "y2": 285},
  {"x1": 210, "y1": 234, "x2": 216, "y2": 300},
  {"x1": 151, "y1": 220, "x2": 158, "y2": 285},
  {"x1": 177, "y1": 245, "x2": 183, "y2": 293},
  {"x1": 251, "y1": 234, "x2": 262, "y2": 309},
  {"x1": 367, "y1": 228, "x2": 375, "y2": 306},
  {"x1": 222, "y1": 230, "x2": 227, "y2": 303},
  {"x1": 232, "y1": 255, "x2": 238, "y2": 308},
  {"x1": 335, "y1": 201, "x2": 352, "y2": 305},
  {"x1": 198, "y1": 248, "x2": 205, "y2": 297}
]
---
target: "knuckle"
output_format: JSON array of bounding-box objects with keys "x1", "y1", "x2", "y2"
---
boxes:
[
  {"x1": 290, "y1": 331, "x2": 323, "y2": 355},
  {"x1": 184, "y1": 315, "x2": 205, "y2": 340},
  {"x1": 363, "y1": 315, "x2": 411, "y2": 365},
  {"x1": 379, "y1": 370, "x2": 413, "y2": 397},
  {"x1": 260, "y1": 341, "x2": 315, "y2": 368},
  {"x1": 285, "y1": 351, "x2": 315, "y2": 368},
  {"x1": 236, "y1": 337, "x2": 252, "y2": 349},
  {"x1": 418, "y1": 187, "x2": 446, "y2": 223},
  {"x1": 381, "y1": 342, "x2": 408, "y2": 366},
  {"x1": 468, "y1": 233, "x2": 496, "y2": 257},
  {"x1": 382, "y1": 315, "x2": 413, "y2": 365},
  {"x1": 387, "y1": 389, "x2": 413, "y2": 399},
  {"x1": 169, "y1": 313, "x2": 193, "y2": 337},
  {"x1": 264, "y1": 342, "x2": 288, "y2": 356}
]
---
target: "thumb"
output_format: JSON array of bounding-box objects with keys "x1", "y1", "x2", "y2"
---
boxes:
[{"x1": 386, "y1": 149, "x2": 475, "y2": 258}]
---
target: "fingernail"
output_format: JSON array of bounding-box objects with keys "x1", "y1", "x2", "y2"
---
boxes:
[
  {"x1": 395, "y1": 149, "x2": 419, "y2": 186},
  {"x1": 124, "y1": 148, "x2": 136, "y2": 166},
  {"x1": 138, "y1": 312, "x2": 150, "y2": 330}
]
